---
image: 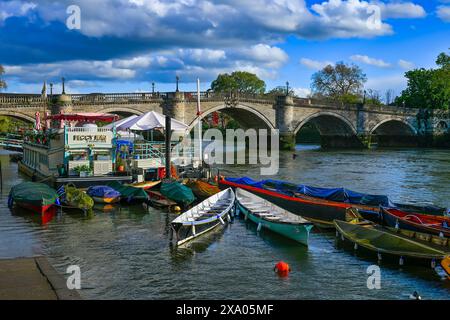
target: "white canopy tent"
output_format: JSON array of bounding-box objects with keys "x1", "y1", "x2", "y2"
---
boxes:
[
  {"x1": 116, "y1": 111, "x2": 188, "y2": 131},
  {"x1": 103, "y1": 114, "x2": 138, "y2": 129}
]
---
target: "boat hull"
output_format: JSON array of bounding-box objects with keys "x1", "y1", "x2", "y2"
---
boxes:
[
  {"x1": 220, "y1": 180, "x2": 347, "y2": 227},
  {"x1": 237, "y1": 202, "x2": 313, "y2": 245},
  {"x1": 381, "y1": 208, "x2": 450, "y2": 238},
  {"x1": 16, "y1": 202, "x2": 54, "y2": 215},
  {"x1": 92, "y1": 196, "x2": 121, "y2": 204},
  {"x1": 172, "y1": 220, "x2": 224, "y2": 246}
]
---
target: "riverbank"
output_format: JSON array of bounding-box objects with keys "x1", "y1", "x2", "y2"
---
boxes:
[{"x1": 0, "y1": 256, "x2": 81, "y2": 300}]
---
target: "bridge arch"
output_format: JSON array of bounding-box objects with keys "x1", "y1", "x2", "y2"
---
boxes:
[
  {"x1": 98, "y1": 107, "x2": 144, "y2": 117},
  {"x1": 294, "y1": 111, "x2": 357, "y2": 136},
  {"x1": 370, "y1": 118, "x2": 417, "y2": 136},
  {"x1": 0, "y1": 110, "x2": 35, "y2": 123},
  {"x1": 188, "y1": 104, "x2": 276, "y2": 131}
]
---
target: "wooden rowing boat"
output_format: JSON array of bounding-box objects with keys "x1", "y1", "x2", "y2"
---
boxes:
[
  {"x1": 170, "y1": 188, "x2": 235, "y2": 245},
  {"x1": 381, "y1": 207, "x2": 450, "y2": 238},
  {"x1": 334, "y1": 219, "x2": 450, "y2": 276},
  {"x1": 236, "y1": 188, "x2": 313, "y2": 246},
  {"x1": 219, "y1": 177, "x2": 448, "y2": 228},
  {"x1": 185, "y1": 179, "x2": 221, "y2": 199},
  {"x1": 126, "y1": 180, "x2": 161, "y2": 190},
  {"x1": 8, "y1": 182, "x2": 59, "y2": 215},
  {"x1": 86, "y1": 185, "x2": 121, "y2": 204}
]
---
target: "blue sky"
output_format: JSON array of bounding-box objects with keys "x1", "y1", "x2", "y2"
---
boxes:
[{"x1": 0, "y1": 0, "x2": 449, "y2": 99}]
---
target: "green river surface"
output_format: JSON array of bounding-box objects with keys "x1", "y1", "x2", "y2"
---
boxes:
[{"x1": 0, "y1": 146, "x2": 449, "y2": 299}]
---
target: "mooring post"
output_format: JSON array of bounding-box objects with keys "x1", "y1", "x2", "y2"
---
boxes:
[{"x1": 165, "y1": 115, "x2": 172, "y2": 179}]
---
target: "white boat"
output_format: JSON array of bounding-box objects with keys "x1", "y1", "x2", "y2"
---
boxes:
[
  {"x1": 170, "y1": 188, "x2": 235, "y2": 245},
  {"x1": 236, "y1": 188, "x2": 313, "y2": 246}
]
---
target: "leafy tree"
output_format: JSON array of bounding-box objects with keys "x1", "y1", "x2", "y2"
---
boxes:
[
  {"x1": 395, "y1": 51, "x2": 450, "y2": 109},
  {"x1": 0, "y1": 64, "x2": 6, "y2": 90},
  {"x1": 211, "y1": 71, "x2": 266, "y2": 94},
  {"x1": 311, "y1": 62, "x2": 367, "y2": 102},
  {"x1": 365, "y1": 89, "x2": 383, "y2": 106},
  {"x1": 266, "y1": 86, "x2": 296, "y2": 97}
]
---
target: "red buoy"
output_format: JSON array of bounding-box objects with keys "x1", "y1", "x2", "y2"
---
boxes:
[{"x1": 274, "y1": 261, "x2": 291, "y2": 276}]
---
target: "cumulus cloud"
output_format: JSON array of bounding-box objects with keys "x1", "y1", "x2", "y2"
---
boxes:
[
  {"x1": 300, "y1": 58, "x2": 334, "y2": 70},
  {"x1": 375, "y1": 1, "x2": 426, "y2": 19},
  {"x1": 437, "y1": 6, "x2": 450, "y2": 22},
  {"x1": 3, "y1": 44, "x2": 289, "y2": 84},
  {"x1": 0, "y1": 0, "x2": 35, "y2": 23},
  {"x1": 350, "y1": 54, "x2": 391, "y2": 67},
  {"x1": 293, "y1": 87, "x2": 311, "y2": 98}
]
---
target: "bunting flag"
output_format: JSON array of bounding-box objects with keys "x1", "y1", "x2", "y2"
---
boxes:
[{"x1": 212, "y1": 112, "x2": 219, "y2": 126}]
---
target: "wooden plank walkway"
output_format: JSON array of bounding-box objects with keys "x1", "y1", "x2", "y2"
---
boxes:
[{"x1": 0, "y1": 257, "x2": 81, "y2": 300}]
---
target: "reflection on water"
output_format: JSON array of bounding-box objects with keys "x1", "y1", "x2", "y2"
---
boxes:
[{"x1": 0, "y1": 148, "x2": 450, "y2": 299}]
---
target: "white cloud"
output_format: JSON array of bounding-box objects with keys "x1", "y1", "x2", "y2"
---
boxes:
[
  {"x1": 366, "y1": 74, "x2": 407, "y2": 93},
  {"x1": 293, "y1": 87, "x2": 311, "y2": 98},
  {"x1": 398, "y1": 59, "x2": 415, "y2": 70},
  {"x1": 0, "y1": 0, "x2": 35, "y2": 23},
  {"x1": 437, "y1": 6, "x2": 450, "y2": 22},
  {"x1": 300, "y1": 58, "x2": 334, "y2": 70},
  {"x1": 376, "y1": 1, "x2": 426, "y2": 19},
  {"x1": 350, "y1": 54, "x2": 391, "y2": 68}
]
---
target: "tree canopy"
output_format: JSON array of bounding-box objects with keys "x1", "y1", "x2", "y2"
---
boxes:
[
  {"x1": 210, "y1": 71, "x2": 266, "y2": 94},
  {"x1": 395, "y1": 51, "x2": 450, "y2": 110},
  {"x1": 266, "y1": 86, "x2": 296, "y2": 97},
  {"x1": 311, "y1": 62, "x2": 367, "y2": 103},
  {"x1": 0, "y1": 64, "x2": 6, "y2": 90}
]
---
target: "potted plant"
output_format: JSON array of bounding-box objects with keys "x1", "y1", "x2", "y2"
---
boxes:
[
  {"x1": 116, "y1": 157, "x2": 125, "y2": 172},
  {"x1": 74, "y1": 164, "x2": 92, "y2": 177}
]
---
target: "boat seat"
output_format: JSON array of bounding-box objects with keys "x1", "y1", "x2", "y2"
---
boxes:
[{"x1": 265, "y1": 216, "x2": 282, "y2": 221}]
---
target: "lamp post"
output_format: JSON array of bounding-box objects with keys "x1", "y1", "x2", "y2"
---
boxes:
[
  {"x1": 286, "y1": 81, "x2": 290, "y2": 96},
  {"x1": 62, "y1": 77, "x2": 66, "y2": 94},
  {"x1": 152, "y1": 82, "x2": 155, "y2": 94},
  {"x1": 175, "y1": 75, "x2": 179, "y2": 92}
]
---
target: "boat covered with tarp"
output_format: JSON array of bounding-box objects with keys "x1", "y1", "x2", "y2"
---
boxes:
[
  {"x1": 219, "y1": 177, "x2": 448, "y2": 227},
  {"x1": 87, "y1": 185, "x2": 121, "y2": 204},
  {"x1": 185, "y1": 179, "x2": 220, "y2": 199},
  {"x1": 170, "y1": 188, "x2": 235, "y2": 245},
  {"x1": 160, "y1": 181, "x2": 195, "y2": 207},
  {"x1": 334, "y1": 219, "x2": 450, "y2": 276},
  {"x1": 9, "y1": 182, "x2": 59, "y2": 214},
  {"x1": 106, "y1": 181, "x2": 149, "y2": 204},
  {"x1": 58, "y1": 184, "x2": 94, "y2": 211}
]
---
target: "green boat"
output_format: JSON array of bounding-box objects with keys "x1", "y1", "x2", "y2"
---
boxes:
[
  {"x1": 160, "y1": 181, "x2": 195, "y2": 207},
  {"x1": 236, "y1": 188, "x2": 313, "y2": 246},
  {"x1": 334, "y1": 219, "x2": 450, "y2": 276},
  {"x1": 106, "y1": 181, "x2": 149, "y2": 204},
  {"x1": 9, "y1": 182, "x2": 59, "y2": 215}
]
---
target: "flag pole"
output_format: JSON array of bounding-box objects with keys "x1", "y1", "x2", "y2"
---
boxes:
[{"x1": 196, "y1": 78, "x2": 203, "y2": 165}]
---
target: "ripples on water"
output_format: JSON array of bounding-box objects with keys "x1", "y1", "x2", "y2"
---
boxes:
[{"x1": 1, "y1": 148, "x2": 450, "y2": 300}]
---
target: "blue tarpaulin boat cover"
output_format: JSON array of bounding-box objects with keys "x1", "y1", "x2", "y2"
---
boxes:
[
  {"x1": 86, "y1": 186, "x2": 121, "y2": 199},
  {"x1": 225, "y1": 177, "x2": 393, "y2": 207}
]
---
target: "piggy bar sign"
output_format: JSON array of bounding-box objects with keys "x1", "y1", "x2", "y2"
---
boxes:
[{"x1": 68, "y1": 131, "x2": 113, "y2": 146}]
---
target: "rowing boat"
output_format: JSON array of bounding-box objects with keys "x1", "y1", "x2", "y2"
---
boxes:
[
  {"x1": 126, "y1": 180, "x2": 161, "y2": 190},
  {"x1": 59, "y1": 184, "x2": 94, "y2": 211},
  {"x1": 334, "y1": 220, "x2": 450, "y2": 276},
  {"x1": 235, "y1": 188, "x2": 313, "y2": 246},
  {"x1": 381, "y1": 207, "x2": 450, "y2": 238},
  {"x1": 161, "y1": 181, "x2": 195, "y2": 207},
  {"x1": 219, "y1": 177, "x2": 448, "y2": 227},
  {"x1": 185, "y1": 179, "x2": 220, "y2": 199},
  {"x1": 8, "y1": 182, "x2": 59, "y2": 215},
  {"x1": 106, "y1": 181, "x2": 149, "y2": 204},
  {"x1": 86, "y1": 185, "x2": 121, "y2": 204},
  {"x1": 170, "y1": 188, "x2": 235, "y2": 245}
]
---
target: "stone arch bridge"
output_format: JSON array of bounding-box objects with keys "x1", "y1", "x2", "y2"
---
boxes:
[{"x1": 0, "y1": 91, "x2": 448, "y2": 149}]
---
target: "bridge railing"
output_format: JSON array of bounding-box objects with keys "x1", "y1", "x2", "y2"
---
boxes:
[
  {"x1": 0, "y1": 94, "x2": 48, "y2": 107},
  {"x1": 70, "y1": 92, "x2": 165, "y2": 105}
]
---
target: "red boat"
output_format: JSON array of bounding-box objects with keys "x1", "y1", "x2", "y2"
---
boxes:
[
  {"x1": 381, "y1": 207, "x2": 450, "y2": 238},
  {"x1": 15, "y1": 202, "x2": 55, "y2": 215}
]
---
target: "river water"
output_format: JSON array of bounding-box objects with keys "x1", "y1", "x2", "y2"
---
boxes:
[{"x1": 0, "y1": 146, "x2": 449, "y2": 300}]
